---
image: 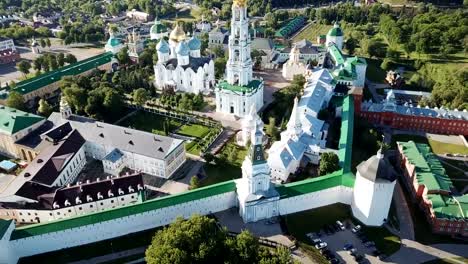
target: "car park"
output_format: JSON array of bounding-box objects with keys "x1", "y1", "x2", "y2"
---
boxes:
[
  {"x1": 315, "y1": 242, "x2": 328, "y2": 250},
  {"x1": 329, "y1": 258, "x2": 340, "y2": 264},
  {"x1": 311, "y1": 238, "x2": 322, "y2": 245}
]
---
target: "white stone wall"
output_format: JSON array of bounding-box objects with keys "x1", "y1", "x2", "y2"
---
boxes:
[
  {"x1": 351, "y1": 175, "x2": 395, "y2": 226},
  {"x1": 353, "y1": 64, "x2": 367, "y2": 88},
  {"x1": 7, "y1": 191, "x2": 237, "y2": 263},
  {"x1": 279, "y1": 186, "x2": 353, "y2": 216},
  {"x1": 282, "y1": 62, "x2": 306, "y2": 80}
]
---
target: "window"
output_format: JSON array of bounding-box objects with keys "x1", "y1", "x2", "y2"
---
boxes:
[
  {"x1": 90, "y1": 205, "x2": 93, "y2": 208},
  {"x1": 111, "y1": 200, "x2": 114, "y2": 203},
  {"x1": 121, "y1": 198, "x2": 124, "y2": 201},
  {"x1": 79, "y1": 207, "x2": 82, "y2": 210},
  {"x1": 68, "y1": 209, "x2": 72, "y2": 213}
]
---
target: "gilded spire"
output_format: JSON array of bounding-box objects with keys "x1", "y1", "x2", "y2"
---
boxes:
[
  {"x1": 169, "y1": 22, "x2": 186, "y2": 42},
  {"x1": 233, "y1": 0, "x2": 247, "y2": 7}
]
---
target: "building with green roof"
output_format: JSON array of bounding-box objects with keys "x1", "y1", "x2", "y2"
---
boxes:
[
  {"x1": 274, "y1": 16, "x2": 306, "y2": 39},
  {"x1": 0, "y1": 105, "x2": 45, "y2": 159},
  {"x1": 0, "y1": 52, "x2": 113, "y2": 104},
  {"x1": 397, "y1": 141, "x2": 467, "y2": 237},
  {"x1": 326, "y1": 22, "x2": 344, "y2": 50},
  {"x1": 150, "y1": 17, "x2": 169, "y2": 40}
]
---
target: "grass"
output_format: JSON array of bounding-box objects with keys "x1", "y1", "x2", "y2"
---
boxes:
[
  {"x1": 218, "y1": 139, "x2": 248, "y2": 166},
  {"x1": 118, "y1": 110, "x2": 181, "y2": 136},
  {"x1": 199, "y1": 163, "x2": 242, "y2": 187},
  {"x1": 360, "y1": 226, "x2": 401, "y2": 255},
  {"x1": 178, "y1": 124, "x2": 210, "y2": 138},
  {"x1": 292, "y1": 22, "x2": 330, "y2": 43}
]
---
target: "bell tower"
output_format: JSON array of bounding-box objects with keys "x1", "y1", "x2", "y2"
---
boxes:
[
  {"x1": 60, "y1": 96, "x2": 72, "y2": 120},
  {"x1": 226, "y1": 0, "x2": 253, "y2": 86}
]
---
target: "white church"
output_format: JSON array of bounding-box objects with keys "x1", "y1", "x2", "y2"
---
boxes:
[
  {"x1": 215, "y1": 0, "x2": 264, "y2": 117},
  {"x1": 153, "y1": 23, "x2": 215, "y2": 94}
]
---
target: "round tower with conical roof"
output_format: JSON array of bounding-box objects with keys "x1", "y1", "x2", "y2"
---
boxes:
[{"x1": 326, "y1": 22, "x2": 344, "y2": 51}]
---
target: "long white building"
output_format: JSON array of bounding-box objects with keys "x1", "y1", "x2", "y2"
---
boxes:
[{"x1": 215, "y1": 0, "x2": 264, "y2": 117}]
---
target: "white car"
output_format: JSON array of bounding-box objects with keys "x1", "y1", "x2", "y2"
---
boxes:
[
  {"x1": 315, "y1": 242, "x2": 328, "y2": 250},
  {"x1": 336, "y1": 220, "x2": 345, "y2": 230},
  {"x1": 352, "y1": 225, "x2": 362, "y2": 233}
]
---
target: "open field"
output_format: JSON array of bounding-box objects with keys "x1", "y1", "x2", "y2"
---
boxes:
[
  {"x1": 118, "y1": 111, "x2": 181, "y2": 136},
  {"x1": 178, "y1": 124, "x2": 210, "y2": 138}
]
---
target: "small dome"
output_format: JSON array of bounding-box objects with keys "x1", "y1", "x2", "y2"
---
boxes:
[
  {"x1": 156, "y1": 39, "x2": 170, "y2": 53},
  {"x1": 169, "y1": 23, "x2": 186, "y2": 42},
  {"x1": 327, "y1": 22, "x2": 343, "y2": 37},
  {"x1": 151, "y1": 17, "x2": 167, "y2": 34},
  {"x1": 107, "y1": 32, "x2": 121, "y2": 47},
  {"x1": 176, "y1": 42, "x2": 190, "y2": 56},
  {"x1": 187, "y1": 36, "x2": 201, "y2": 50}
]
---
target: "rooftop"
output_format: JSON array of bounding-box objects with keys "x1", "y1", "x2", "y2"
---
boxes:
[
  {"x1": 0, "y1": 105, "x2": 44, "y2": 135},
  {"x1": 11, "y1": 52, "x2": 113, "y2": 96},
  {"x1": 217, "y1": 79, "x2": 263, "y2": 94},
  {"x1": 427, "y1": 194, "x2": 467, "y2": 220},
  {"x1": 275, "y1": 16, "x2": 306, "y2": 38},
  {"x1": 398, "y1": 141, "x2": 454, "y2": 192}
]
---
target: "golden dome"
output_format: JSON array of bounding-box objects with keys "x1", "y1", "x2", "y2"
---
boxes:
[
  {"x1": 233, "y1": 0, "x2": 247, "y2": 7},
  {"x1": 169, "y1": 23, "x2": 186, "y2": 42}
]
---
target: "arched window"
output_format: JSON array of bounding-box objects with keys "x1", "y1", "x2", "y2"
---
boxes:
[
  {"x1": 233, "y1": 74, "x2": 239, "y2": 85},
  {"x1": 234, "y1": 50, "x2": 240, "y2": 62}
]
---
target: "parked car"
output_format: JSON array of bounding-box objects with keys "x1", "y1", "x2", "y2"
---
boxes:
[
  {"x1": 378, "y1": 254, "x2": 387, "y2": 260},
  {"x1": 343, "y1": 243, "x2": 354, "y2": 251},
  {"x1": 352, "y1": 225, "x2": 362, "y2": 233},
  {"x1": 336, "y1": 220, "x2": 345, "y2": 230},
  {"x1": 329, "y1": 258, "x2": 340, "y2": 264},
  {"x1": 312, "y1": 238, "x2": 322, "y2": 245},
  {"x1": 372, "y1": 249, "x2": 381, "y2": 256},
  {"x1": 320, "y1": 249, "x2": 331, "y2": 254},
  {"x1": 354, "y1": 254, "x2": 364, "y2": 262},
  {"x1": 315, "y1": 242, "x2": 328, "y2": 250},
  {"x1": 324, "y1": 253, "x2": 335, "y2": 260}
]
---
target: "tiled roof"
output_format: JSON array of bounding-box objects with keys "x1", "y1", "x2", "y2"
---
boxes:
[
  {"x1": 217, "y1": 79, "x2": 262, "y2": 93},
  {"x1": 276, "y1": 170, "x2": 344, "y2": 198},
  {"x1": 398, "y1": 141, "x2": 454, "y2": 192},
  {"x1": 11, "y1": 180, "x2": 236, "y2": 239},
  {"x1": 275, "y1": 16, "x2": 305, "y2": 38},
  {"x1": 338, "y1": 96, "x2": 354, "y2": 173},
  {"x1": 427, "y1": 194, "x2": 467, "y2": 220},
  {"x1": 0, "y1": 105, "x2": 44, "y2": 135},
  {"x1": 0, "y1": 219, "x2": 12, "y2": 239},
  {"x1": 328, "y1": 44, "x2": 345, "y2": 65},
  {"x1": 11, "y1": 52, "x2": 113, "y2": 96}
]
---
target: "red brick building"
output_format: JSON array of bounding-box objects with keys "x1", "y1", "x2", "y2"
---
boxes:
[
  {"x1": 354, "y1": 90, "x2": 468, "y2": 135},
  {"x1": 0, "y1": 38, "x2": 20, "y2": 64},
  {"x1": 397, "y1": 141, "x2": 467, "y2": 238}
]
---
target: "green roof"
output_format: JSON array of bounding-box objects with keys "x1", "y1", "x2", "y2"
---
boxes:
[
  {"x1": 12, "y1": 52, "x2": 113, "y2": 96},
  {"x1": 11, "y1": 180, "x2": 236, "y2": 240},
  {"x1": 427, "y1": 194, "x2": 468, "y2": 220},
  {"x1": 275, "y1": 16, "x2": 305, "y2": 38},
  {"x1": 106, "y1": 37, "x2": 121, "y2": 47},
  {"x1": 151, "y1": 23, "x2": 167, "y2": 34},
  {"x1": 327, "y1": 24, "x2": 343, "y2": 37},
  {"x1": 276, "y1": 170, "x2": 344, "y2": 198},
  {"x1": 218, "y1": 79, "x2": 263, "y2": 93},
  {"x1": 397, "y1": 141, "x2": 453, "y2": 192},
  {"x1": 0, "y1": 219, "x2": 12, "y2": 239},
  {"x1": 338, "y1": 96, "x2": 354, "y2": 173},
  {"x1": 328, "y1": 45, "x2": 345, "y2": 65},
  {"x1": 0, "y1": 105, "x2": 44, "y2": 135}
]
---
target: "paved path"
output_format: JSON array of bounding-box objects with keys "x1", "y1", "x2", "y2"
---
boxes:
[{"x1": 207, "y1": 128, "x2": 237, "y2": 155}]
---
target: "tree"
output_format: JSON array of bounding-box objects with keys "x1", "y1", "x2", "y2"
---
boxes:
[
  {"x1": 6, "y1": 91, "x2": 26, "y2": 110},
  {"x1": 380, "y1": 58, "x2": 393, "y2": 71},
  {"x1": 40, "y1": 38, "x2": 46, "y2": 48},
  {"x1": 63, "y1": 84, "x2": 87, "y2": 113},
  {"x1": 38, "y1": 99, "x2": 53, "y2": 117},
  {"x1": 189, "y1": 176, "x2": 200, "y2": 190},
  {"x1": 45, "y1": 38, "x2": 51, "y2": 49},
  {"x1": 57, "y1": 53, "x2": 65, "y2": 67},
  {"x1": 65, "y1": 54, "x2": 77, "y2": 64},
  {"x1": 133, "y1": 88, "x2": 149, "y2": 106},
  {"x1": 17, "y1": 60, "x2": 31, "y2": 77},
  {"x1": 319, "y1": 152, "x2": 340, "y2": 176},
  {"x1": 117, "y1": 46, "x2": 131, "y2": 65},
  {"x1": 215, "y1": 57, "x2": 227, "y2": 79},
  {"x1": 203, "y1": 153, "x2": 215, "y2": 163},
  {"x1": 33, "y1": 58, "x2": 42, "y2": 74},
  {"x1": 145, "y1": 215, "x2": 293, "y2": 264},
  {"x1": 344, "y1": 37, "x2": 357, "y2": 55},
  {"x1": 266, "y1": 117, "x2": 278, "y2": 140}
]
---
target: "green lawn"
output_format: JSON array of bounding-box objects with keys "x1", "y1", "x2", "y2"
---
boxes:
[
  {"x1": 199, "y1": 164, "x2": 242, "y2": 187},
  {"x1": 178, "y1": 124, "x2": 210, "y2": 138},
  {"x1": 218, "y1": 140, "x2": 248, "y2": 166},
  {"x1": 292, "y1": 23, "x2": 330, "y2": 43},
  {"x1": 118, "y1": 111, "x2": 181, "y2": 136}
]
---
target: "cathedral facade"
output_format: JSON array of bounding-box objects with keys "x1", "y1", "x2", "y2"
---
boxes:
[
  {"x1": 153, "y1": 23, "x2": 215, "y2": 94},
  {"x1": 215, "y1": 0, "x2": 264, "y2": 117}
]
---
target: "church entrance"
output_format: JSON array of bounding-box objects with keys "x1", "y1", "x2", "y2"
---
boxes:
[{"x1": 230, "y1": 106, "x2": 234, "y2": 114}]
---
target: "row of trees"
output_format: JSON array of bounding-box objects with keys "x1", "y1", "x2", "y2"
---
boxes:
[
  {"x1": 0, "y1": 24, "x2": 50, "y2": 40},
  {"x1": 159, "y1": 89, "x2": 205, "y2": 112},
  {"x1": 145, "y1": 215, "x2": 293, "y2": 264},
  {"x1": 16, "y1": 53, "x2": 78, "y2": 78}
]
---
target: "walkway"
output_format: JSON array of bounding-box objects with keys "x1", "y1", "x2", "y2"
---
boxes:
[
  {"x1": 69, "y1": 247, "x2": 145, "y2": 264},
  {"x1": 206, "y1": 128, "x2": 237, "y2": 155}
]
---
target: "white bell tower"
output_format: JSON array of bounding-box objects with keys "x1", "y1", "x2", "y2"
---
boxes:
[
  {"x1": 226, "y1": 0, "x2": 253, "y2": 86},
  {"x1": 60, "y1": 96, "x2": 72, "y2": 120}
]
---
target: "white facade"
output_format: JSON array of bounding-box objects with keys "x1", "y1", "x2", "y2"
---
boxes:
[
  {"x1": 0, "y1": 38, "x2": 15, "y2": 52},
  {"x1": 282, "y1": 45, "x2": 307, "y2": 80},
  {"x1": 51, "y1": 145, "x2": 86, "y2": 187},
  {"x1": 326, "y1": 23, "x2": 344, "y2": 51},
  {"x1": 215, "y1": 1, "x2": 264, "y2": 117},
  {"x1": 104, "y1": 29, "x2": 124, "y2": 55},
  {"x1": 236, "y1": 104, "x2": 264, "y2": 147},
  {"x1": 153, "y1": 24, "x2": 215, "y2": 94},
  {"x1": 126, "y1": 9, "x2": 149, "y2": 22},
  {"x1": 236, "y1": 117, "x2": 279, "y2": 223}
]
